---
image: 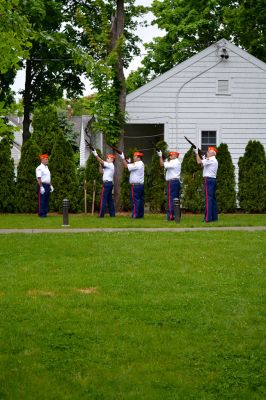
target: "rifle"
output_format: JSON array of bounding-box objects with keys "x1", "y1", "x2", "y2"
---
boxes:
[
  {"x1": 85, "y1": 139, "x2": 96, "y2": 152},
  {"x1": 107, "y1": 144, "x2": 130, "y2": 163},
  {"x1": 184, "y1": 136, "x2": 205, "y2": 159},
  {"x1": 108, "y1": 144, "x2": 123, "y2": 155}
]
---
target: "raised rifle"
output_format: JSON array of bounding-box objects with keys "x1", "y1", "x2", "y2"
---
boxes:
[
  {"x1": 184, "y1": 136, "x2": 205, "y2": 159},
  {"x1": 85, "y1": 139, "x2": 96, "y2": 152},
  {"x1": 107, "y1": 144, "x2": 130, "y2": 163}
]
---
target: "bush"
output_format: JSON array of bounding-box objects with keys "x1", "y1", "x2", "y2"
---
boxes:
[
  {"x1": 77, "y1": 167, "x2": 86, "y2": 213},
  {"x1": 32, "y1": 105, "x2": 60, "y2": 154},
  {"x1": 120, "y1": 148, "x2": 138, "y2": 211},
  {"x1": 148, "y1": 140, "x2": 168, "y2": 213},
  {"x1": 84, "y1": 150, "x2": 103, "y2": 214},
  {"x1": 181, "y1": 147, "x2": 204, "y2": 212},
  {"x1": 216, "y1": 143, "x2": 236, "y2": 212},
  {"x1": 49, "y1": 130, "x2": 79, "y2": 212},
  {"x1": 16, "y1": 138, "x2": 41, "y2": 213},
  {"x1": 0, "y1": 137, "x2": 15, "y2": 212},
  {"x1": 238, "y1": 140, "x2": 266, "y2": 212}
]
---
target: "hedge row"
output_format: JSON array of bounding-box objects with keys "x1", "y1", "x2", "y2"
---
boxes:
[{"x1": 0, "y1": 135, "x2": 265, "y2": 213}]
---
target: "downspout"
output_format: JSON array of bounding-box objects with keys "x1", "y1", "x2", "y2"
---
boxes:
[{"x1": 175, "y1": 52, "x2": 224, "y2": 148}]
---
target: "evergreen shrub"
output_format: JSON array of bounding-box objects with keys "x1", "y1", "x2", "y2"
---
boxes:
[
  {"x1": 148, "y1": 140, "x2": 168, "y2": 213},
  {"x1": 238, "y1": 140, "x2": 266, "y2": 212},
  {"x1": 32, "y1": 105, "x2": 61, "y2": 154},
  {"x1": 216, "y1": 143, "x2": 236, "y2": 212},
  {"x1": 49, "y1": 130, "x2": 79, "y2": 212},
  {"x1": 120, "y1": 148, "x2": 137, "y2": 211},
  {"x1": 84, "y1": 150, "x2": 103, "y2": 214},
  {"x1": 16, "y1": 138, "x2": 41, "y2": 213},
  {"x1": 181, "y1": 147, "x2": 204, "y2": 212},
  {"x1": 0, "y1": 137, "x2": 16, "y2": 212}
]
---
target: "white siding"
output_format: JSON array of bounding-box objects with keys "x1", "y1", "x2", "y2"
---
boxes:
[{"x1": 126, "y1": 39, "x2": 266, "y2": 176}]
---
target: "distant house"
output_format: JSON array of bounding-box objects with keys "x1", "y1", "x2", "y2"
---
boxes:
[
  {"x1": 7, "y1": 116, "x2": 23, "y2": 175},
  {"x1": 125, "y1": 39, "x2": 266, "y2": 174},
  {"x1": 78, "y1": 115, "x2": 103, "y2": 167},
  {"x1": 8, "y1": 113, "x2": 100, "y2": 170}
]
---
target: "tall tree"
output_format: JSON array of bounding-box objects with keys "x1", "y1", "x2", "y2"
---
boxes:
[
  {"x1": 19, "y1": 0, "x2": 85, "y2": 143},
  {"x1": 127, "y1": 0, "x2": 266, "y2": 92},
  {"x1": 0, "y1": 0, "x2": 32, "y2": 135},
  {"x1": 72, "y1": 0, "x2": 146, "y2": 208}
]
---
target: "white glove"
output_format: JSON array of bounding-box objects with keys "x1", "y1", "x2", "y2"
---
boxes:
[
  {"x1": 119, "y1": 152, "x2": 125, "y2": 160},
  {"x1": 156, "y1": 150, "x2": 162, "y2": 157},
  {"x1": 193, "y1": 147, "x2": 198, "y2": 154},
  {"x1": 40, "y1": 186, "x2": 45, "y2": 195},
  {"x1": 92, "y1": 150, "x2": 98, "y2": 157},
  {"x1": 50, "y1": 185, "x2": 54, "y2": 193},
  {"x1": 127, "y1": 158, "x2": 131, "y2": 163}
]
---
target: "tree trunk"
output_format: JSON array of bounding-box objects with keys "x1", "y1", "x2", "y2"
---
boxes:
[
  {"x1": 22, "y1": 58, "x2": 33, "y2": 143},
  {"x1": 110, "y1": 0, "x2": 126, "y2": 210}
]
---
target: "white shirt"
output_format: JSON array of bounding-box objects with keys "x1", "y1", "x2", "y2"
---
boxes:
[
  {"x1": 164, "y1": 158, "x2": 181, "y2": 181},
  {"x1": 202, "y1": 156, "x2": 218, "y2": 178},
  {"x1": 102, "y1": 161, "x2": 115, "y2": 182},
  {"x1": 127, "y1": 160, "x2": 144, "y2": 184},
  {"x1": 36, "y1": 163, "x2": 51, "y2": 184}
]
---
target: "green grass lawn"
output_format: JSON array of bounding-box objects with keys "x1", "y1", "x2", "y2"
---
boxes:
[
  {"x1": 0, "y1": 213, "x2": 266, "y2": 229},
  {"x1": 0, "y1": 231, "x2": 265, "y2": 399}
]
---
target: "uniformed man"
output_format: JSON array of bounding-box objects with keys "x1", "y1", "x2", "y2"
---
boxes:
[
  {"x1": 92, "y1": 150, "x2": 116, "y2": 217},
  {"x1": 194, "y1": 146, "x2": 219, "y2": 222},
  {"x1": 120, "y1": 151, "x2": 145, "y2": 218},
  {"x1": 36, "y1": 154, "x2": 54, "y2": 217},
  {"x1": 157, "y1": 150, "x2": 181, "y2": 221}
]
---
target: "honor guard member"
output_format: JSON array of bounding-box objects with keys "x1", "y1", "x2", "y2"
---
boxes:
[
  {"x1": 36, "y1": 154, "x2": 54, "y2": 217},
  {"x1": 92, "y1": 150, "x2": 116, "y2": 217},
  {"x1": 195, "y1": 146, "x2": 219, "y2": 222},
  {"x1": 157, "y1": 150, "x2": 181, "y2": 221},
  {"x1": 120, "y1": 151, "x2": 145, "y2": 218}
]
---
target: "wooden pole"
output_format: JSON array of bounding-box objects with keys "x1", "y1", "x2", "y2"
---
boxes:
[
  {"x1": 92, "y1": 179, "x2": 96, "y2": 215},
  {"x1": 84, "y1": 179, "x2": 87, "y2": 214}
]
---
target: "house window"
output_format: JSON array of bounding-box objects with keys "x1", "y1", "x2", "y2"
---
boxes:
[
  {"x1": 217, "y1": 79, "x2": 230, "y2": 95},
  {"x1": 201, "y1": 131, "x2": 216, "y2": 152}
]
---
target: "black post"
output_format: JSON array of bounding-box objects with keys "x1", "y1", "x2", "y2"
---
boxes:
[
  {"x1": 62, "y1": 198, "x2": 70, "y2": 226},
  {"x1": 174, "y1": 198, "x2": 181, "y2": 223}
]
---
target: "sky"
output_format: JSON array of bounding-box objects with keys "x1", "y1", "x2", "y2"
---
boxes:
[{"x1": 11, "y1": 0, "x2": 164, "y2": 99}]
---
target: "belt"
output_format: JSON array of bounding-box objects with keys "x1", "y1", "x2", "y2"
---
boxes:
[
  {"x1": 167, "y1": 178, "x2": 180, "y2": 182},
  {"x1": 103, "y1": 181, "x2": 113, "y2": 183},
  {"x1": 131, "y1": 183, "x2": 144, "y2": 186}
]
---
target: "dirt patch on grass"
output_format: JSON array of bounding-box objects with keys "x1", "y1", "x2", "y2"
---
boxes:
[
  {"x1": 27, "y1": 289, "x2": 56, "y2": 297},
  {"x1": 77, "y1": 287, "x2": 98, "y2": 294}
]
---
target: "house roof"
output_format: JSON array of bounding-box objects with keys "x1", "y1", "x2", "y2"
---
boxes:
[
  {"x1": 126, "y1": 39, "x2": 266, "y2": 103},
  {"x1": 7, "y1": 115, "x2": 23, "y2": 129}
]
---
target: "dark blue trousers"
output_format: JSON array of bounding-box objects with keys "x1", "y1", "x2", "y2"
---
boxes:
[
  {"x1": 99, "y1": 182, "x2": 115, "y2": 217},
  {"x1": 38, "y1": 183, "x2": 50, "y2": 217},
  {"x1": 167, "y1": 179, "x2": 181, "y2": 221},
  {"x1": 204, "y1": 177, "x2": 218, "y2": 222},
  {"x1": 130, "y1": 184, "x2": 144, "y2": 218}
]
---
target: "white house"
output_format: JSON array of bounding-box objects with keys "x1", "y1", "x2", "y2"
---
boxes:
[
  {"x1": 8, "y1": 116, "x2": 23, "y2": 175},
  {"x1": 125, "y1": 39, "x2": 266, "y2": 174}
]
